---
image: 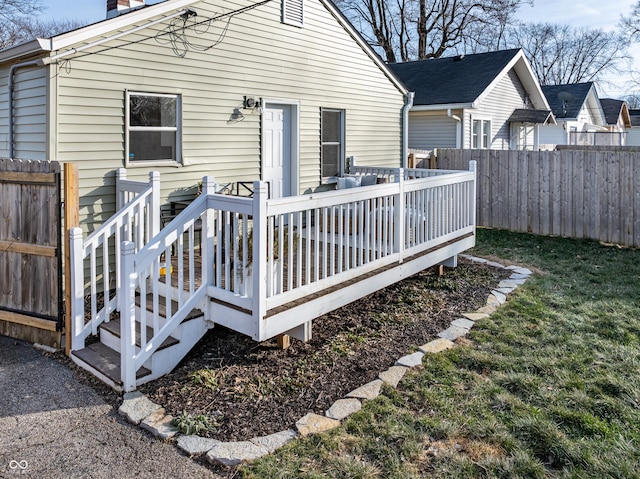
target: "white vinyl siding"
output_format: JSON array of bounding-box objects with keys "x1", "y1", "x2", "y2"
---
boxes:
[
  {"x1": 283, "y1": 0, "x2": 304, "y2": 26},
  {"x1": 407, "y1": 112, "x2": 457, "y2": 150},
  {"x1": 464, "y1": 69, "x2": 529, "y2": 150},
  {"x1": 42, "y1": 0, "x2": 404, "y2": 231}
]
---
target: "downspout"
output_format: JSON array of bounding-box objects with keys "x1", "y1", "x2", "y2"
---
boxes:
[
  {"x1": 402, "y1": 91, "x2": 415, "y2": 167},
  {"x1": 8, "y1": 57, "x2": 49, "y2": 158},
  {"x1": 447, "y1": 108, "x2": 462, "y2": 148}
]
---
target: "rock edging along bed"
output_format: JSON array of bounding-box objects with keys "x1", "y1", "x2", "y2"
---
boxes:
[{"x1": 117, "y1": 255, "x2": 533, "y2": 467}]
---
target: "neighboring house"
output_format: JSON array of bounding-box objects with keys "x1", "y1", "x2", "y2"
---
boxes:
[
  {"x1": 626, "y1": 109, "x2": 640, "y2": 146},
  {"x1": 539, "y1": 82, "x2": 617, "y2": 148},
  {"x1": 600, "y1": 98, "x2": 632, "y2": 146},
  {"x1": 388, "y1": 49, "x2": 554, "y2": 151},
  {"x1": 0, "y1": 0, "x2": 409, "y2": 231}
]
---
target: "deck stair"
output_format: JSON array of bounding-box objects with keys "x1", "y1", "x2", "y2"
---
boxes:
[{"x1": 71, "y1": 294, "x2": 207, "y2": 391}]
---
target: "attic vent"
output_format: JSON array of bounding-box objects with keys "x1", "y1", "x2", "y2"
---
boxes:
[
  {"x1": 453, "y1": 54, "x2": 465, "y2": 61},
  {"x1": 283, "y1": 0, "x2": 304, "y2": 27}
]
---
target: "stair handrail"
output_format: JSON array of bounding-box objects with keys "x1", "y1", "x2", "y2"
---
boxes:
[
  {"x1": 70, "y1": 171, "x2": 160, "y2": 352},
  {"x1": 119, "y1": 178, "x2": 216, "y2": 391}
]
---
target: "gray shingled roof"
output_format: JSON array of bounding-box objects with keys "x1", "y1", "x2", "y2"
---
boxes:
[
  {"x1": 507, "y1": 109, "x2": 553, "y2": 124},
  {"x1": 541, "y1": 83, "x2": 593, "y2": 119},
  {"x1": 600, "y1": 99, "x2": 625, "y2": 125},
  {"x1": 388, "y1": 49, "x2": 521, "y2": 106}
]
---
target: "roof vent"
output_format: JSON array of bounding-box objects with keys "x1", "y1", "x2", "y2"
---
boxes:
[{"x1": 453, "y1": 54, "x2": 465, "y2": 61}]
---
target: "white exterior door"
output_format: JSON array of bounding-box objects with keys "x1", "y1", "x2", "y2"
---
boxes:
[{"x1": 263, "y1": 104, "x2": 292, "y2": 198}]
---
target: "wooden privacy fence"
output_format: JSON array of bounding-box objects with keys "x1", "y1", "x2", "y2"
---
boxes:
[
  {"x1": 437, "y1": 149, "x2": 640, "y2": 247},
  {"x1": 0, "y1": 158, "x2": 63, "y2": 347}
]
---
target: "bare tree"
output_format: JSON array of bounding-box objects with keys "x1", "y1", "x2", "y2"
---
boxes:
[
  {"x1": 0, "y1": 1, "x2": 85, "y2": 50},
  {"x1": 504, "y1": 23, "x2": 628, "y2": 85},
  {"x1": 621, "y1": 1, "x2": 640, "y2": 40},
  {"x1": 335, "y1": 0, "x2": 530, "y2": 62}
]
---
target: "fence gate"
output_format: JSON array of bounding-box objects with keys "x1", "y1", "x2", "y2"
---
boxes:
[{"x1": 0, "y1": 158, "x2": 63, "y2": 347}]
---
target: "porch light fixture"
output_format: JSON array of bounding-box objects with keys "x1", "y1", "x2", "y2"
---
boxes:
[{"x1": 243, "y1": 96, "x2": 261, "y2": 110}]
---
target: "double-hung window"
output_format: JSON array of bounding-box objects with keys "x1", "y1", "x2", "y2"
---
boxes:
[
  {"x1": 126, "y1": 91, "x2": 181, "y2": 165},
  {"x1": 472, "y1": 119, "x2": 491, "y2": 149},
  {"x1": 321, "y1": 108, "x2": 345, "y2": 179}
]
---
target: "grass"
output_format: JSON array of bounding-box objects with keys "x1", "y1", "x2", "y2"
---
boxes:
[{"x1": 238, "y1": 228, "x2": 640, "y2": 478}]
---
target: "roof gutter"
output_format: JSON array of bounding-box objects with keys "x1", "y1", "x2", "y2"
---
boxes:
[{"x1": 402, "y1": 92, "x2": 415, "y2": 167}]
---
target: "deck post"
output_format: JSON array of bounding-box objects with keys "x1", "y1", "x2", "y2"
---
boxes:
[
  {"x1": 149, "y1": 171, "x2": 161, "y2": 238},
  {"x1": 395, "y1": 168, "x2": 405, "y2": 262},
  {"x1": 348, "y1": 155, "x2": 356, "y2": 173},
  {"x1": 202, "y1": 176, "x2": 217, "y2": 290},
  {"x1": 469, "y1": 160, "x2": 477, "y2": 227},
  {"x1": 252, "y1": 182, "x2": 268, "y2": 340},
  {"x1": 120, "y1": 241, "x2": 138, "y2": 392},
  {"x1": 69, "y1": 227, "x2": 85, "y2": 352},
  {"x1": 116, "y1": 168, "x2": 126, "y2": 210}
]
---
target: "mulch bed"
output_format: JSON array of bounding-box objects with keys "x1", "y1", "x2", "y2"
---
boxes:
[{"x1": 134, "y1": 257, "x2": 510, "y2": 442}]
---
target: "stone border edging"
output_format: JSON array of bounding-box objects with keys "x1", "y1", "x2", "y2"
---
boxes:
[{"x1": 117, "y1": 254, "x2": 532, "y2": 467}]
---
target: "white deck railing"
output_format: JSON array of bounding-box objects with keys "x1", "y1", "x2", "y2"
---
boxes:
[
  {"x1": 72, "y1": 162, "x2": 475, "y2": 390},
  {"x1": 70, "y1": 170, "x2": 160, "y2": 351}
]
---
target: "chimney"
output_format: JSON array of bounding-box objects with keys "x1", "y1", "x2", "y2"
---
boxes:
[{"x1": 107, "y1": 0, "x2": 145, "y2": 19}]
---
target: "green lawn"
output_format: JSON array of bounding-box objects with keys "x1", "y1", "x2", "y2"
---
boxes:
[{"x1": 239, "y1": 229, "x2": 640, "y2": 478}]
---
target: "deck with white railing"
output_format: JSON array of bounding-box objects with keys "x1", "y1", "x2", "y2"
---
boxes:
[{"x1": 70, "y1": 163, "x2": 477, "y2": 392}]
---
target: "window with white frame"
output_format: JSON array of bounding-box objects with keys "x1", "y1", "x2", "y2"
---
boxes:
[
  {"x1": 472, "y1": 119, "x2": 491, "y2": 149},
  {"x1": 282, "y1": 0, "x2": 304, "y2": 26},
  {"x1": 127, "y1": 91, "x2": 181, "y2": 164},
  {"x1": 321, "y1": 108, "x2": 345, "y2": 179}
]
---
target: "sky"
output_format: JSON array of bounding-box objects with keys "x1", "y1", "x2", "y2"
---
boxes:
[{"x1": 37, "y1": 0, "x2": 639, "y2": 96}]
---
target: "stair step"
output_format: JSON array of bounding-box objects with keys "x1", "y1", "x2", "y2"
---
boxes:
[
  {"x1": 100, "y1": 318, "x2": 179, "y2": 351},
  {"x1": 72, "y1": 342, "x2": 151, "y2": 386},
  {"x1": 135, "y1": 293, "x2": 204, "y2": 321}
]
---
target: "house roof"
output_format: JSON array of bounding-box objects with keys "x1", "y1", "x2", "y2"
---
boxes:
[
  {"x1": 387, "y1": 49, "x2": 549, "y2": 111},
  {"x1": 600, "y1": 98, "x2": 632, "y2": 128},
  {"x1": 541, "y1": 82, "x2": 597, "y2": 119},
  {"x1": 508, "y1": 109, "x2": 554, "y2": 124},
  {"x1": 630, "y1": 109, "x2": 640, "y2": 127},
  {"x1": 0, "y1": 0, "x2": 407, "y2": 94}
]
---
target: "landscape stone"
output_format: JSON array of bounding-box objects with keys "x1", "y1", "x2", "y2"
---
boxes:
[
  {"x1": 395, "y1": 351, "x2": 425, "y2": 368},
  {"x1": 451, "y1": 318, "x2": 475, "y2": 330},
  {"x1": 494, "y1": 287, "x2": 515, "y2": 295},
  {"x1": 437, "y1": 325, "x2": 469, "y2": 341},
  {"x1": 487, "y1": 294, "x2": 501, "y2": 306},
  {"x1": 507, "y1": 278, "x2": 527, "y2": 285},
  {"x1": 476, "y1": 304, "x2": 498, "y2": 314},
  {"x1": 485, "y1": 261, "x2": 506, "y2": 269},
  {"x1": 140, "y1": 408, "x2": 178, "y2": 439},
  {"x1": 250, "y1": 430, "x2": 297, "y2": 453},
  {"x1": 296, "y1": 413, "x2": 340, "y2": 437},
  {"x1": 378, "y1": 366, "x2": 408, "y2": 387},
  {"x1": 176, "y1": 435, "x2": 221, "y2": 455},
  {"x1": 206, "y1": 441, "x2": 268, "y2": 467},
  {"x1": 513, "y1": 267, "x2": 533, "y2": 275},
  {"x1": 469, "y1": 257, "x2": 487, "y2": 263},
  {"x1": 509, "y1": 273, "x2": 529, "y2": 280},
  {"x1": 491, "y1": 290, "x2": 507, "y2": 304},
  {"x1": 325, "y1": 398, "x2": 362, "y2": 420},
  {"x1": 419, "y1": 338, "x2": 455, "y2": 354},
  {"x1": 118, "y1": 392, "x2": 161, "y2": 425},
  {"x1": 498, "y1": 280, "x2": 520, "y2": 289},
  {"x1": 346, "y1": 379, "x2": 384, "y2": 400},
  {"x1": 462, "y1": 312, "x2": 490, "y2": 321}
]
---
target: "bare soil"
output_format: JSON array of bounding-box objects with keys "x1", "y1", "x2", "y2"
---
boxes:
[{"x1": 135, "y1": 258, "x2": 510, "y2": 442}]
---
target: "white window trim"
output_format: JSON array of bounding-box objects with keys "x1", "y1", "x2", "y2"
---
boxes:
[
  {"x1": 472, "y1": 118, "x2": 491, "y2": 149},
  {"x1": 125, "y1": 90, "x2": 182, "y2": 167},
  {"x1": 321, "y1": 108, "x2": 346, "y2": 182},
  {"x1": 282, "y1": 0, "x2": 304, "y2": 27}
]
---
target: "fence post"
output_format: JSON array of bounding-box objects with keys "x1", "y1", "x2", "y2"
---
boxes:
[
  {"x1": 69, "y1": 227, "x2": 85, "y2": 352},
  {"x1": 120, "y1": 241, "x2": 137, "y2": 392},
  {"x1": 149, "y1": 171, "x2": 161, "y2": 238},
  {"x1": 202, "y1": 176, "x2": 217, "y2": 289},
  {"x1": 116, "y1": 168, "x2": 127, "y2": 210},
  {"x1": 252, "y1": 182, "x2": 268, "y2": 341},
  {"x1": 469, "y1": 160, "x2": 477, "y2": 228},
  {"x1": 395, "y1": 168, "x2": 405, "y2": 262},
  {"x1": 64, "y1": 163, "x2": 80, "y2": 356}
]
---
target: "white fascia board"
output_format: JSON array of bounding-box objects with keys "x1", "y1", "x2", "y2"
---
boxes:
[
  {"x1": 0, "y1": 38, "x2": 52, "y2": 64},
  {"x1": 411, "y1": 103, "x2": 473, "y2": 112},
  {"x1": 319, "y1": 0, "x2": 408, "y2": 95},
  {"x1": 0, "y1": 0, "x2": 199, "y2": 63}
]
